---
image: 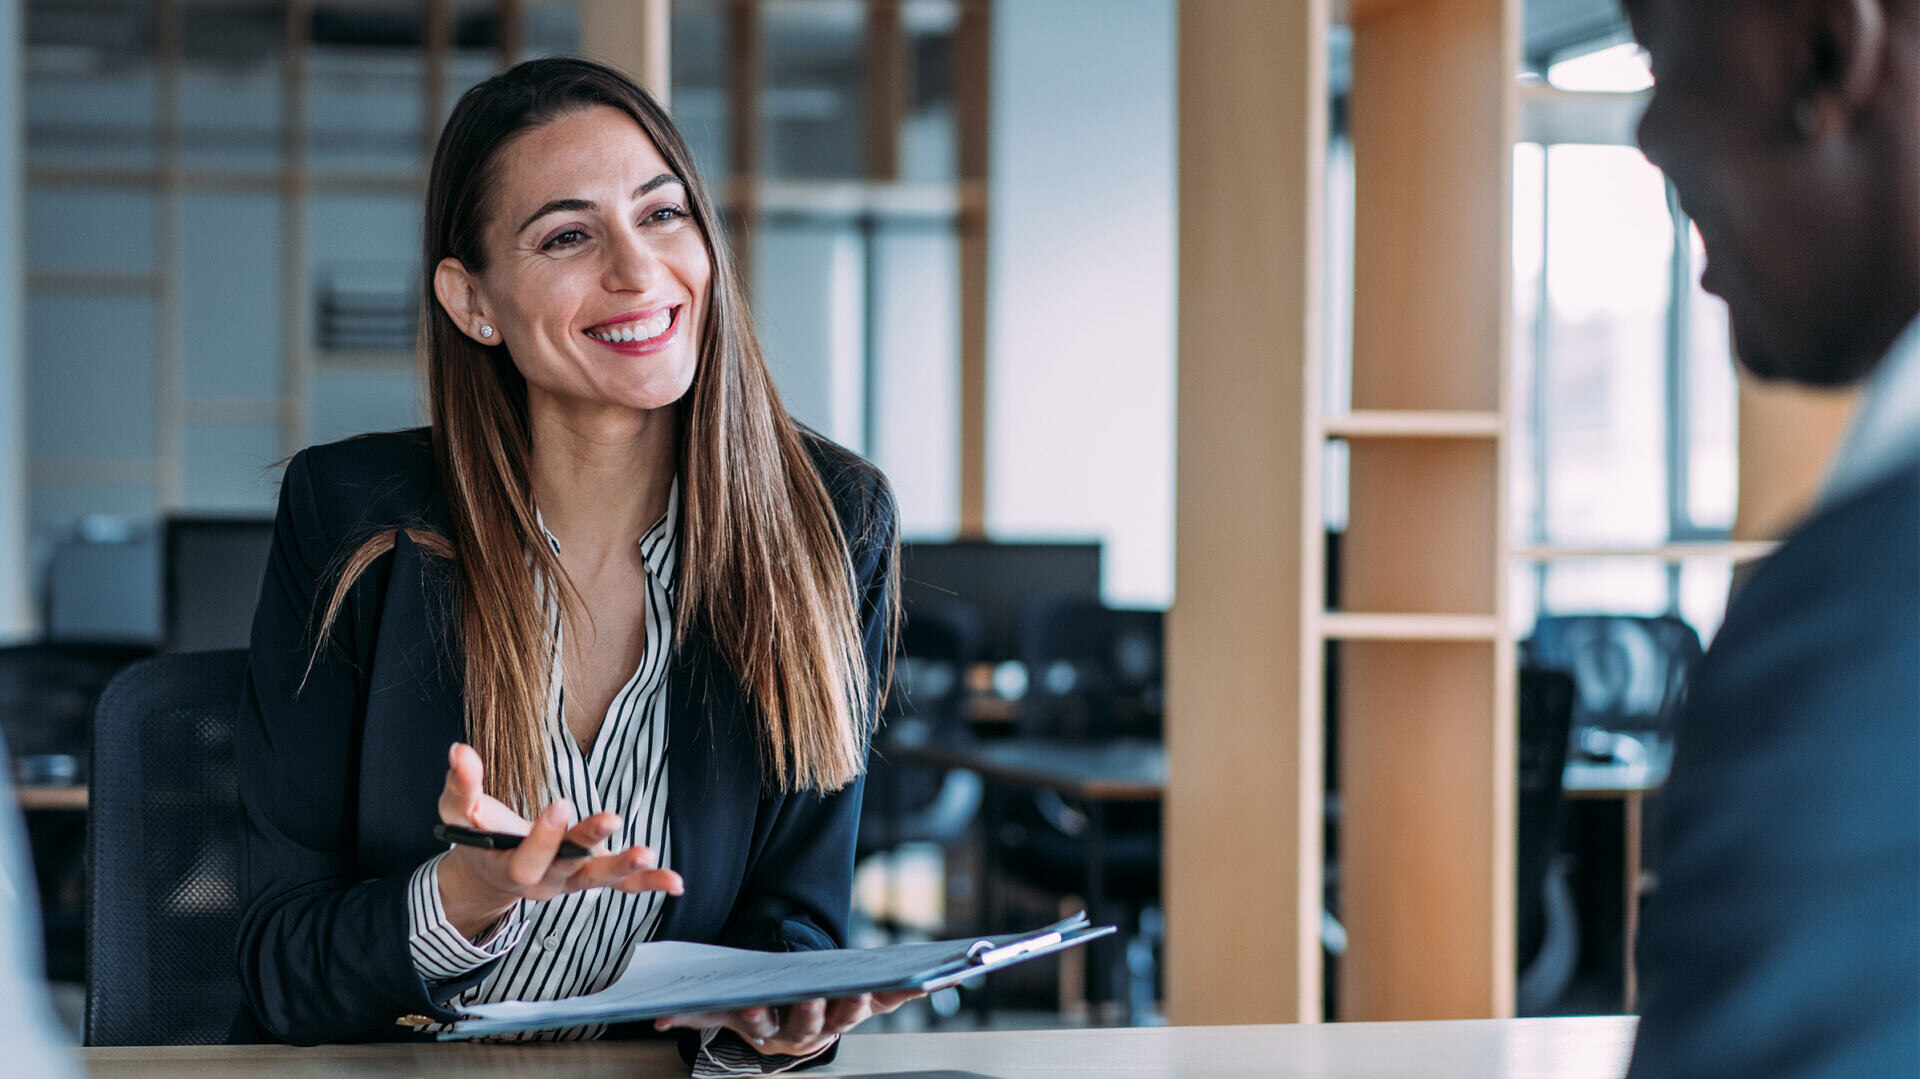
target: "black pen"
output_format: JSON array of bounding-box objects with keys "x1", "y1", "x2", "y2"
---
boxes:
[{"x1": 434, "y1": 823, "x2": 592, "y2": 858}]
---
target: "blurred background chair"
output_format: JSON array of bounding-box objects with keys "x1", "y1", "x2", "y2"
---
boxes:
[
  {"x1": 1524, "y1": 614, "x2": 1704, "y2": 738},
  {"x1": 1516, "y1": 666, "x2": 1578, "y2": 1015},
  {"x1": 995, "y1": 598, "x2": 1164, "y2": 1016},
  {"x1": 858, "y1": 597, "x2": 984, "y2": 936},
  {"x1": 0, "y1": 641, "x2": 155, "y2": 982},
  {"x1": 86, "y1": 649, "x2": 248, "y2": 1046}
]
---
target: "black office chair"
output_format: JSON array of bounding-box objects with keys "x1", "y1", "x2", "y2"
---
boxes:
[
  {"x1": 86, "y1": 649, "x2": 249, "y2": 1046},
  {"x1": 1523, "y1": 615, "x2": 1704, "y2": 736},
  {"x1": 998, "y1": 599, "x2": 1164, "y2": 1014},
  {"x1": 1516, "y1": 666, "x2": 1578, "y2": 1015},
  {"x1": 859, "y1": 597, "x2": 985, "y2": 861}
]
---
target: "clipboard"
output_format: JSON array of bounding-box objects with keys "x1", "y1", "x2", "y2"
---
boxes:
[{"x1": 437, "y1": 912, "x2": 1114, "y2": 1039}]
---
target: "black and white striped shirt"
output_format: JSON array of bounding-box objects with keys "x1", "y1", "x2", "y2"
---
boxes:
[{"x1": 403, "y1": 484, "x2": 824, "y2": 1074}]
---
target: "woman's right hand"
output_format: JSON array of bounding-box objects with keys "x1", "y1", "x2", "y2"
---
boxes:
[{"x1": 434, "y1": 742, "x2": 684, "y2": 938}]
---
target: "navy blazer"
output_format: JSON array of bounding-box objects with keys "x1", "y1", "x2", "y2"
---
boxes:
[
  {"x1": 1627, "y1": 462, "x2": 1920, "y2": 1077},
  {"x1": 232, "y1": 428, "x2": 895, "y2": 1056}
]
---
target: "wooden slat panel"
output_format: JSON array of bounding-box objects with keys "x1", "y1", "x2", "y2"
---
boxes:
[
  {"x1": 955, "y1": 0, "x2": 989, "y2": 536},
  {"x1": 1167, "y1": 0, "x2": 1327, "y2": 1025},
  {"x1": 1732, "y1": 375, "x2": 1857, "y2": 540},
  {"x1": 1349, "y1": 0, "x2": 1512, "y2": 413},
  {"x1": 1339, "y1": 640, "x2": 1502, "y2": 1019},
  {"x1": 1344, "y1": 0, "x2": 1516, "y2": 1020},
  {"x1": 865, "y1": 0, "x2": 905, "y2": 181},
  {"x1": 1343, "y1": 440, "x2": 1498, "y2": 615},
  {"x1": 582, "y1": 0, "x2": 671, "y2": 104}
]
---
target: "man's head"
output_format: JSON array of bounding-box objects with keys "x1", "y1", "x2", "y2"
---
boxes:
[{"x1": 1627, "y1": 0, "x2": 1920, "y2": 386}]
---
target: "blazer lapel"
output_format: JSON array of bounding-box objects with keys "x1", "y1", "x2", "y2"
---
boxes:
[
  {"x1": 359, "y1": 528, "x2": 467, "y2": 877},
  {"x1": 655, "y1": 622, "x2": 761, "y2": 943}
]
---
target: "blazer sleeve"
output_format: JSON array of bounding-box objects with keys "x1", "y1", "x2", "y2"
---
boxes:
[
  {"x1": 233, "y1": 451, "x2": 491, "y2": 1044},
  {"x1": 1625, "y1": 482, "x2": 1920, "y2": 1078}
]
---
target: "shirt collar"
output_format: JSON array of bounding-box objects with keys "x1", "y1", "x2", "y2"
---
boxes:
[
  {"x1": 1824, "y1": 316, "x2": 1920, "y2": 505},
  {"x1": 535, "y1": 477, "x2": 682, "y2": 595}
]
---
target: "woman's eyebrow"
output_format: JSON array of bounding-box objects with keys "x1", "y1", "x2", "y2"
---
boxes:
[{"x1": 515, "y1": 173, "x2": 687, "y2": 235}]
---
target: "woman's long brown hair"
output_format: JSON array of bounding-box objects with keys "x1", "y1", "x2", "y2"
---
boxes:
[{"x1": 310, "y1": 57, "x2": 892, "y2": 811}]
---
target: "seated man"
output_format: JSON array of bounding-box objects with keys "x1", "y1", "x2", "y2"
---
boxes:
[{"x1": 1623, "y1": 0, "x2": 1920, "y2": 1074}]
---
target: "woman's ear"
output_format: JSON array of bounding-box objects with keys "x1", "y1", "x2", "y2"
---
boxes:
[{"x1": 433, "y1": 257, "x2": 502, "y2": 346}]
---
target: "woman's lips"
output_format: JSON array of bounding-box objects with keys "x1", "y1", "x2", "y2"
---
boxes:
[{"x1": 583, "y1": 306, "x2": 679, "y2": 353}]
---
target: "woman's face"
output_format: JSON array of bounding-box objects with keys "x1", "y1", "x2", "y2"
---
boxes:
[{"x1": 441, "y1": 105, "x2": 712, "y2": 423}]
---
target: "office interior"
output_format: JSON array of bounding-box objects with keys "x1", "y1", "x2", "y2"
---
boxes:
[{"x1": 0, "y1": 0, "x2": 1864, "y2": 1047}]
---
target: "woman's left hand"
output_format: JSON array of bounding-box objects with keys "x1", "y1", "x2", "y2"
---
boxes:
[{"x1": 653, "y1": 990, "x2": 924, "y2": 1057}]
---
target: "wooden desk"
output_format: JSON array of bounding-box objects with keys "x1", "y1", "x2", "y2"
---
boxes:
[
  {"x1": 16, "y1": 783, "x2": 88, "y2": 811},
  {"x1": 1564, "y1": 736, "x2": 1674, "y2": 1011},
  {"x1": 81, "y1": 1017, "x2": 1640, "y2": 1077},
  {"x1": 886, "y1": 737, "x2": 1165, "y2": 800}
]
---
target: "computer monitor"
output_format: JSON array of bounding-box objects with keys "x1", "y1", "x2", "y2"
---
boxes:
[
  {"x1": 897, "y1": 540, "x2": 1103, "y2": 662},
  {"x1": 163, "y1": 516, "x2": 276, "y2": 652}
]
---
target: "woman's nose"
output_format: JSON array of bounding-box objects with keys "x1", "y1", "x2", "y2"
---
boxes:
[{"x1": 603, "y1": 229, "x2": 660, "y2": 292}]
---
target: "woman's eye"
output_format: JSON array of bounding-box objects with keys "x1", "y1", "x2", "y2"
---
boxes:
[
  {"x1": 542, "y1": 228, "x2": 587, "y2": 251},
  {"x1": 644, "y1": 204, "x2": 689, "y2": 225}
]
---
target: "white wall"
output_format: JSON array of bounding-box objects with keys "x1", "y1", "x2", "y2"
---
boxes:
[{"x1": 987, "y1": 0, "x2": 1177, "y2": 607}]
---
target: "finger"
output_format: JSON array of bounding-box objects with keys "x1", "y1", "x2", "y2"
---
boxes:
[
  {"x1": 562, "y1": 811, "x2": 623, "y2": 856},
  {"x1": 566, "y1": 846, "x2": 657, "y2": 887},
  {"x1": 611, "y1": 867, "x2": 684, "y2": 896},
  {"x1": 775, "y1": 998, "x2": 827, "y2": 1046},
  {"x1": 438, "y1": 742, "x2": 485, "y2": 823},
  {"x1": 505, "y1": 799, "x2": 572, "y2": 887},
  {"x1": 653, "y1": 1008, "x2": 776, "y2": 1043},
  {"x1": 869, "y1": 989, "x2": 923, "y2": 1014},
  {"x1": 820, "y1": 994, "x2": 872, "y2": 1035}
]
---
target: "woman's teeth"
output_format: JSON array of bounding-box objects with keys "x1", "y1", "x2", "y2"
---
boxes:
[{"x1": 587, "y1": 309, "x2": 673, "y2": 343}]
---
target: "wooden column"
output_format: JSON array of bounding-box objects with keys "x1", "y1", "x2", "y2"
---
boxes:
[
  {"x1": 1341, "y1": 0, "x2": 1518, "y2": 1020},
  {"x1": 582, "y1": 0, "x2": 671, "y2": 104},
  {"x1": 955, "y1": 1, "x2": 990, "y2": 537},
  {"x1": 1166, "y1": 0, "x2": 1327, "y2": 1025},
  {"x1": 1732, "y1": 377, "x2": 1857, "y2": 541},
  {"x1": 865, "y1": 0, "x2": 905, "y2": 182}
]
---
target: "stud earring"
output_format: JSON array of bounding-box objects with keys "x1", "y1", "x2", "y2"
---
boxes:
[{"x1": 479, "y1": 324, "x2": 495, "y2": 339}]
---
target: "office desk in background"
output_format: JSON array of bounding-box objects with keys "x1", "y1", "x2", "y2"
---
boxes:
[
  {"x1": 83, "y1": 1017, "x2": 1639, "y2": 1078},
  {"x1": 885, "y1": 737, "x2": 1163, "y2": 1022},
  {"x1": 1564, "y1": 734, "x2": 1674, "y2": 1012}
]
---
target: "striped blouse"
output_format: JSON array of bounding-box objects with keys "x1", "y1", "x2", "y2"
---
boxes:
[{"x1": 402, "y1": 483, "x2": 822, "y2": 1075}]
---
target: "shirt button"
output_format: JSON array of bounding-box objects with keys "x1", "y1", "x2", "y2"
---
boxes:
[{"x1": 544, "y1": 934, "x2": 562, "y2": 950}]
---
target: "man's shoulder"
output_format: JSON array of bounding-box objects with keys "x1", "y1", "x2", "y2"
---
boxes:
[
  {"x1": 1630, "y1": 462, "x2": 1920, "y2": 1079},
  {"x1": 1716, "y1": 461, "x2": 1919, "y2": 651}
]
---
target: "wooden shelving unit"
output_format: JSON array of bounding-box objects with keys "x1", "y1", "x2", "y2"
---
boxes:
[
  {"x1": 1319, "y1": 613, "x2": 1504, "y2": 642},
  {"x1": 1515, "y1": 541, "x2": 1779, "y2": 563},
  {"x1": 1323, "y1": 410, "x2": 1503, "y2": 440},
  {"x1": 1330, "y1": 0, "x2": 1519, "y2": 1022}
]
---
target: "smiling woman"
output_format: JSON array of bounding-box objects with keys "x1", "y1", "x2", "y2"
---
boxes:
[{"x1": 231, "y1": 58, "x2": 904, "y2": 1076}]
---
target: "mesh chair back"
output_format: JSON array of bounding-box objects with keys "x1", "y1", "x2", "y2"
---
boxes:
[
  {"x1": 86, "y1": 649, "x2": 248, "y2": 1046},
  {"x1": 1017, "y1": 599, "x2": 1164, "y2": 741},
  {"x1": 1525, "y1": 615, "x2": 1704, "y2": 734},
  {"x1": 885, "y1": 598, "x2": 982, "y2": 740},
  {"x1": 861, "y1": 599, "x2": 983, "y2": 855},
  {"x1": 1516, "y1": 667, "x2": 1576, "y2": 964}
]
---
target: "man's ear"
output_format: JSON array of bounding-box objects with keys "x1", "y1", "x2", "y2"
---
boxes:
[
  {"x1": 1803, "y1": 0, "x2": 1888, "y2": 136},
  {"x1": 433, "y1": 256, "x2": 499, "y2": 345}
]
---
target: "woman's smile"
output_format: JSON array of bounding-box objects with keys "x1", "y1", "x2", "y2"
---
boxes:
[{"x1": 583, "y1": 305, "x2": 681, "y2": 354}]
